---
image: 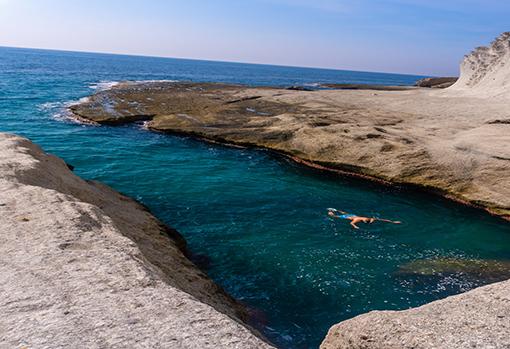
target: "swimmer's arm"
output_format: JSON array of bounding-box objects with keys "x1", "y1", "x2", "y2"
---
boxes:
[{"x1": 375, "y1": 218, "x2": 402, "y2": 224}]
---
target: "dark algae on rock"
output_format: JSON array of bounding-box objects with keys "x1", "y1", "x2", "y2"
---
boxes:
[{"x1": 70, "y1": 79, "x2": 510, "y2": 221}]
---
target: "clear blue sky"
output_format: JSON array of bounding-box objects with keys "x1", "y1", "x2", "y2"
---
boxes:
[{"x1": 0, "y1": 0, "x2": 508, "y2": 76}]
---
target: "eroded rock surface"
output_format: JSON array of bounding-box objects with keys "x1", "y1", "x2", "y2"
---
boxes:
[
  {"x1": 66, "y1": 32, "x2": 510, "y2": 349},
  {"x1": 451, "y1": 32, "x2": 510, "y2": 97},
  {"x1": 320, "y1": 279, "x2": 510, "y2": 349},
  {"x1": 415, "y1": 77, "x2": 458, "y2": 88},
  {"x1": 321, "y1": 83, "x2": 417, "y2": 90},
  {"x1": 70, "y1": 79, "x2": 510, "y2": 219},
  {"x1": 0, "y1": 133, "x2": 274, "y2": 349}
]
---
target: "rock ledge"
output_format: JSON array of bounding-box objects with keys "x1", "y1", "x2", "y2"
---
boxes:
[
  {"x1": 0, "y1": 133, "x2": 273, "y2": 349},
  {"x1": 321, "y1": 279, "x2": 510, "y2": 349}
]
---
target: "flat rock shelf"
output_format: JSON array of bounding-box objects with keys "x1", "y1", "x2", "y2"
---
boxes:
[{"x1": 70, "y1": 79, "x2": 510, "y2": 221}]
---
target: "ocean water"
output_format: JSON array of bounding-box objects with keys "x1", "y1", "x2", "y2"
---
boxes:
[{"x1": 1, "y1": 46, "x2": 509, "y2": 349}]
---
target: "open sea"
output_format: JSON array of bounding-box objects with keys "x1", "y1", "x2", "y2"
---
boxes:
[{"x1": 1, "y1": 46, "x2": 509, "y2": 349}]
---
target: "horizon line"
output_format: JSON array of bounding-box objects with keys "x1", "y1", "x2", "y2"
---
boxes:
[{"x1": 0, "y1": 44, "x2": 433, "y2": 78}]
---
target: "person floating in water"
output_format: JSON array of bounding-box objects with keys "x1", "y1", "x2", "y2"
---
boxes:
[{"x1": 327, "y1": 208, "x2": 401, "y2": 230}]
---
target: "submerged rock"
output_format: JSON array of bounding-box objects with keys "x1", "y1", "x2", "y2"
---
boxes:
[{"x1": 397, "y1": 257, "x2": 510, "y2": 283}]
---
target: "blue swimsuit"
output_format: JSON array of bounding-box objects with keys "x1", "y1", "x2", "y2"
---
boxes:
[{"x1": 339, "y1": 214, "x2": 356, "y2": 219}]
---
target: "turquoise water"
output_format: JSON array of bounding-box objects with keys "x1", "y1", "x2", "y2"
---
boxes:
[{"x1": 1, "y1": 46, "x2": 509, "y2": 349}]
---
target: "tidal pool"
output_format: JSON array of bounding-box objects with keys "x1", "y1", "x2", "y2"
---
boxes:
[
  {"x1": 73, "y1": 126, "x2": 510, "y2": 349},
  {"x1": 1, "y1": 47, "x2": 509, "y2": 349}
]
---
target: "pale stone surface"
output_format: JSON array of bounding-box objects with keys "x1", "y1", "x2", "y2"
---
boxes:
[
  {"x1": 320, "y1": 279, "x2": 510, "y2": 349},
  {"x1": 68, "y1": 32, "x2": 510, "y2": 349},
  {"x1": 67, "y1": 36, "x2": 510, "y2": 221},
  {"x1": 0, "y1": 133, "x2": 274, "y2": 349},
  {"x1": 70, "y1": 80, "x2": 510, "y2": 219},
  {"x1": 450, "y1": 32, "x2": 510, "y2": 97}
]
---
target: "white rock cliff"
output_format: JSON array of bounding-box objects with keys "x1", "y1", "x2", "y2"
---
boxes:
[{"x1": 450, "y1": 32, "x2": 510, "y2": 97}]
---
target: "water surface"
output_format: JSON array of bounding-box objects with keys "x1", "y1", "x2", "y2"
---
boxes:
[{"x1": 1, "y1": 47, "x2": 509, "y2": 349}]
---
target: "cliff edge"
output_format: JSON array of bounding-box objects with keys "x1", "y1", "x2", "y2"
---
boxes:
[
  {"x1": 450, "y1": 32, "x2": 510, "y2": 97},
  {"x1": 320, "y1": 279, "x2": 510, "y2": 349},
  {"x1": 0, "y1": 133, "x2": 273, "y2": 349}
]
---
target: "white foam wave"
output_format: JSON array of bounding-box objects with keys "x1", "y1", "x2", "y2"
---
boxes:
[
  {"x1": 132, "y1": 79, "x2": 178, "y2": 84},
  {"x1": 41, "y1": 79, "x2": 180, "y2": 124},
  {"x1": 139, "y1": 120, "x2": 152, "y2": 130},
  {"x1": 88, "y1": 79, "x2": 179, "y2": 92},
  {"x1": 88, "y1": 81, "x2": 121, "y2": 91},
  {"x1": 37, "y1": 101, "x2": 63, "y2": 111},
  {"x1": 37, "y1": 97, "x2": 93, "y2": 124}
]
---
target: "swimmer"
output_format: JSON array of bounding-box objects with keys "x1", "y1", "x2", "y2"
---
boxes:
[{"x1": 327, "y1": 208, "x2": 401, "y2": 230}]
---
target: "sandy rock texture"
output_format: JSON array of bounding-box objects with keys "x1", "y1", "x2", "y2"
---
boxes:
[
  {"x1": 451, "y1": 32, "x2": 510, "y2": 97},
  {"x1": 68, "y1": 33, "x2": 510, "y2": 348},
  {"x1": 320, "y1": 279, "x2": 510, "y2": 349},
  {"x1": 70, "y1": 78, "x2": 510, "y2": 219},
  {"x1": 0, "y1": 133, "x2": 274, "y2": 349},
  {"x1": 320, "y1": 83, "x2": 417, "y2": 90}
]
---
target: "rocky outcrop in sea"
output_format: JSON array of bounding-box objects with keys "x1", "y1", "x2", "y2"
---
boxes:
[
  {"x1": 4, "y1": 31, "x2": 510, "y2": 349},
  {"x1": 67, "y1": 32, "x2": 510, "y2": 348},
  {"x1": 70, "y1": 75, "x2": 510, "y2": 220}
]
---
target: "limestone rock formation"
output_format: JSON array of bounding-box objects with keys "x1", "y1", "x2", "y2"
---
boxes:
[
  {"x1": 67, "y1": 32, "x2": 510, "y2": 348},
  {"x1": 415, "y1": 77, "x2": 458, "y2": 88},
  {"x1": 320, "y1": 279, "x2": 510, "y2": 349},
  {"x1": 450, "y1": 32, "x2": 510, "y2": 97},
  {"x1": 0, "y1": 133, "x2": 273, "y2": 349},
  {"x1": 70, "y1": 79, "x2": 510, "y2": 220},
  {"x1": 321, "y1": 83, "x2": 416, "y2": 90}
]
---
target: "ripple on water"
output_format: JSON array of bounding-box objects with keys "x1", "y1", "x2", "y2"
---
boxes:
[{"x1": 2, "y1": 47, "x2": 509, "y2": 349}]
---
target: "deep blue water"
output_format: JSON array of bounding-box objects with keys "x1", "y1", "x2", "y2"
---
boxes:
[{"x1": 1, "y1": 46, "x2": 509, "y2": 349}]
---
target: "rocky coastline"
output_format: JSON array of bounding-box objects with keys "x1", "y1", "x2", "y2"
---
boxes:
[
  {"x1": 4, "y1": 32, "x2": 510, "y2": 349},
  {"x1": 66, "y1": 32, "x2": 510, "y2": 348},
  {"x1": 0, "y1": 133, "x2": 274, "y2": 348},
  {"x1": 69, "y1": 77, "x2": 510, "y2": 221},
  {"x1": 320, "y1": 278, "x2": 510, "y2": 349}
]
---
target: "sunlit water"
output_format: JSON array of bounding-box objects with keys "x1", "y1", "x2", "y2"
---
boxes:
[{"x1": 1, "y1": 47, "x2": 509, "y2": 349}]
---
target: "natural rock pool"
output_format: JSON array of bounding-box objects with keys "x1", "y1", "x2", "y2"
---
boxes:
[{"x1": 1, "y1": 47, "x2": 509, "y2": 349}]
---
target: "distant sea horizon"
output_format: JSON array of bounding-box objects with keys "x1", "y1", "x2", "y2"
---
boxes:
[
  {"x1": 0, "y1": 44, "x2": 434, "y2": 80},
  {"x1": 5, "y1": 46, "x2": 499, "y2": 349}
]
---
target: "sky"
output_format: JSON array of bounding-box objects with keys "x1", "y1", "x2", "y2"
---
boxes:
[{"x1": 0, "y1": 0, "x2": 508, "y2": 76}]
